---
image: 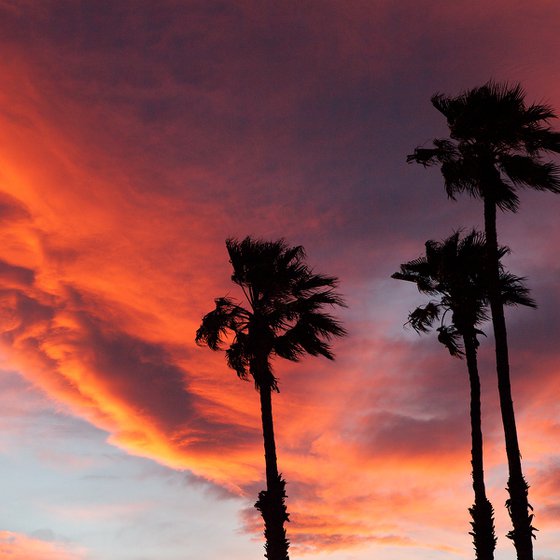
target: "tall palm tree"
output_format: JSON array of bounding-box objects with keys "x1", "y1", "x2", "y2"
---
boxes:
[
  {"x1": 407, "y1": 82, "x2": 560, "y2": 559},
  {"x1": 196, "y1": 237, "x2": 346, "y2": 560},
  {"x1": 393, "y1": 230, "x2": 535, "y2": 560}
]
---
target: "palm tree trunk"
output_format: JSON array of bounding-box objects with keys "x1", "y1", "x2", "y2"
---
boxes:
[
  {"x1": 463, "y1": 332, "x2": 496, "y2": 560},
  {"x1": 484, "y1": 197, "x2": 534, "y2": 560},
  {"x1": 254, "y1": 383, "x2": 290, "y2": 560}
]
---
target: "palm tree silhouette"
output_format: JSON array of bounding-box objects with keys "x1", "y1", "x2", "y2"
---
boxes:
[
  {"x1": 196, "y1": 237, "x2": 346, "y2": 560},
  {"x1": 407, "y1": 82, "x2": 560, "y2": 559},
  {"x1": 393, "y1": 230, "x2": 535, "y2": 560}
]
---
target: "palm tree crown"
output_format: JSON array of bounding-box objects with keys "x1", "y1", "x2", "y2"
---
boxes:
[
  {"x1": 393, "y1": 230, "x2": 535, "y2": 355},
  {"x1": 408, "y1": 81, "x2": 560, "y2": 211},
  {"x1": 196, "y1": 237, "x2": 346, "y2": 391}
]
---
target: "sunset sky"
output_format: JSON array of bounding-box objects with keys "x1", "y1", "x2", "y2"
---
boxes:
[{"x1": 1, "y1": 2, "x2": 560, "y2": 559}]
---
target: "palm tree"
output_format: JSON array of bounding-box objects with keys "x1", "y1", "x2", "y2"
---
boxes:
[
  {"x1": 393, "y1": 230, "x2": 535, "y2": 560},
  {"x1": 407, "y1": 82, "x2": 560, "y2": 559},
  {"x1": 195, "y1": 237, "x2": 346, "y2": 560}
]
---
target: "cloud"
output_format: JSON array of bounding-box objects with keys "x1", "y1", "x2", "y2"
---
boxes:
[
  {"x1": 0, "y1": 192, "x2": 31, "y2": 222},
  {"x1": 0, "y1": 276, "x2": 262, "y2": 484},
  {"x1": 0, "y1": 531, "x2": 86, "y2": 560}
]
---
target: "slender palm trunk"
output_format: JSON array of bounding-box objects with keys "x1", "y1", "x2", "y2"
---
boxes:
[
  {"x1": 254, "y1": 383, "x2": 290, "y2": 560},
  {"x1": 463, "y1": 331, "x2": 496, "y2": 560},
  {"x1": 484, "y1": 198, "x2": 534, "y2": 560}
]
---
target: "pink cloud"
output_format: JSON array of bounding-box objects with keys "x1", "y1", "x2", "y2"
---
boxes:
[{"x1": 0, "y1": 531, "x2": 86, "y2": 560}]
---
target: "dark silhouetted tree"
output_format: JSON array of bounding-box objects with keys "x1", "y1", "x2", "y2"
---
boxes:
[
  {"x1": 393, "y1": 230, "x2": 535, "y2": 560},
  {"x1": 196, "y1": 237, "x2": 346, "y2": 560},
  {"x1": 408, "y1": 82, "x2": 560, "y2": 559}
]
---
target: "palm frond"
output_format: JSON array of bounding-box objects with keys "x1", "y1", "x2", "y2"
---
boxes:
[
  {"x1": 195, "y1": 297, "x2": 249, "y2": 350},
  {"x1": 392, "y1": 256, "x2": 440, "y2": 294},
  {"x1": 274, "y1": 311, "x2": 346, "y2": 362},
  {"x1": 499, "y1": 155, "x2": 560, "y2": 193},
  {"x1": 523, "y1": 102, "x2": 558, "y2": 125},
  {"x1": 437, "y1": 325, "x2": 464, "y2": 357},
  {"x1": 498, "y1": 272, "x2": 537, "y2": 308},
  {"x1": 488, "y1": 178, "x2": 520, "y2": 212},
  {"x1": 293, "y1": 271, "x2": 340, "y2": 294},
  {"x1": 285, "y1": 289, "x2": 347, "y2": 316},
  {"x1": 226, "y1": 333, "x2": 251, "y2": 380},
  {"x1": 274, "y1": 324, "x2": 333, "y2": 361},
  {"x1": 523, "y1": 127, "x2": 560, "y2": 154},
  {"x1": 407, "y1": 302, "x2": 441, "y2": 333}
]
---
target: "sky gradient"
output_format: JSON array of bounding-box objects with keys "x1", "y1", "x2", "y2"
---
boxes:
[{"x1": 1, "y1": 1, "x2": 560, "y2": 559}]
